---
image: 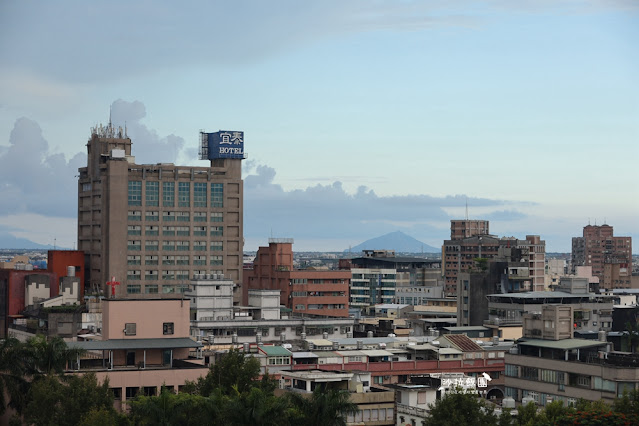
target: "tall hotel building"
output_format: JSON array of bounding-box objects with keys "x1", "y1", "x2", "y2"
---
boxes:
[{"x1": 78, "y1": 123, "x2": 244, "y2": 299}]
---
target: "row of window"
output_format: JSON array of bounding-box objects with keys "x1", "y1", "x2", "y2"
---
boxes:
[
  {"x1": 128, "y1": 181, "x2": 224, "y2": 208},
  {"x1": 128, "y1": 241, "x2": 223, "y2": 251},
  {"x1": 127, "y1": 255, "x2": 222, "y2": 266},
  {"x1": 128, "y1": 211, "x2": 224, "y2": 222},
  {"x1": 126, "y1": 284, "x2": 191, "y2": 294},
  {"x1": 123, "y1": 322, "x2": 174, "y2": 336},
  {"x1": 127, "y1": 225, "x2": 223, "y2": 236}
]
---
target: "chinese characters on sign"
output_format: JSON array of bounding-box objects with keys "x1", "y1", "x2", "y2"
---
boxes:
[{"x1": 205, "y1": 130, "x2": 245, "y2": 159}]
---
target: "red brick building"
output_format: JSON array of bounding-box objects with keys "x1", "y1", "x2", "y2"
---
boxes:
[
  {"x1": 244, "y1": 239, "x2": 350, "y2": 317},
  {"x1": 0, "y1": 250, "x2": 84, "y2": 338}
]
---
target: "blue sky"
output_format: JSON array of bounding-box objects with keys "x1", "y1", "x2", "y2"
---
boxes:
[{"x1": 0, "y1": 1, "x2": 637, "y2": 251}]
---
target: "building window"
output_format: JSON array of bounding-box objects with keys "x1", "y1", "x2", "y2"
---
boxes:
[
  {"x1": 210, "y1": 226, "x2": 223, "y2": 236},
  {"x1": 163, "y1": 226, "x2": 175, "y2": 236},
  {"x1": 194, "y1": 182, "x2": 207, "y2": 207},
  {"x1": 162, "y1": 285, "x2": 176, "y2": 294},
  {"x1": 163, "y1": 270, "x2": 176, "y2": 280},
  {"x1": 177, "y1": 271, "x2": 189, "y2": 281},
  {"x1": 145, "y1": 240, "x2": 159, "y2": 251},
  {"x1": 145, "y1": 255, "x2": 158, "y2": 265},
  {"x1": 176, "y1": 255, "x2": 189, "y2": 265},
  {"x1": 194, "y1": 226, "x2": 207, "y2": 236},
  {"x1": 210, "y1": 255, "x2": 223, "y2": 266},
  {"x1": 176, "y1": 241, "x2": 189, "y2": 251},
  {"x1": 127, "y1": 255, "x2": 141, "y2": 265},
  {"x1": 145, "y1": 270, "x2": 158, "y2": 280},
  {"x1": 211, "y1": 183, "x2": 223, "y2": 207},
  {"x1": 128, "y1": 211, "x2": 141, "y2": 221},
  {"x1": 145, "y1": 225, "x2": 159, "y2": 236},
  {"x1": 126, "y1": 284, "x2": 141, "y2": 294},
  {"x1": 163, "y1": 322, "x2": 174, "y2": 335},
  {"x1": 210, "y1": 241, "x2": 223, "y2": 251},
  {"x1": 146, "y1": 181, "x2": 159, "y2": 207},
  {"x1": 176, "y1": 226, "x2": 190, "y2": 236},
  {"x1": 145, "y1": 285, "x2": 158, "y2": 294},
  {"x1": 162, "y1": 255, "x2": 175, "y2": 265},
  {"x1": 162, "y1": 241, "x2": 176, "y2": 251},
  {"x1": 193, "y1": 255, "x2": 206, "y2": 266},
  {"x1": 128, "y1": 181, "x2": 142, "y2": 206},
  {"x1": 194, "y1": 212, "x2": 207, "y2": 222},
  {"x1": 127, "y1": 271, "x2": 141, "y2": 282},
  {"x1": 125, "y1": 387, "x2": 138, "y2": 399},
  {"x1": 163, "y1": 211, "x2": 175, "y2": 222},
  {"x1": 162, "y1": 182, "x2": 175, "y2": 207},
  {"x1": 210, "y1": 212, "x2": 223, "y2": 222},
  {"x1": 127, "y1": 240, "x2": 141, "y2": 251},
  {"x1": 178, "y1": 182, "x2": 190, "y2": 207},
  {"x1": 145, "y1": 211, "x2": 159, "y2": 221},
  {"x1": 177, "y1": 212, "x2": 190, "y2": 222},
  {"x1": 194, "y1": 241, "x2": 207, "y2": 251}
]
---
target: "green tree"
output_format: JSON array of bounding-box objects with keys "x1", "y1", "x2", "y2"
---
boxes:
[
  {"x1": 195, "y1": 348, "x2": 261, "y2": 396},
  {"x1": 515, "y1": 401, "x2": 539, "y2": 425},
  {"x1": 130, "y1": 387, "x2": 226, "y2": 426},
  {"x1": 425, "y1": 389, "x2": 497, "y2": 426},
  {"x1": 26, "y1": 335, "x2": 85, "y2": 375},
  {"x1": 24, "y1": 373, "x2": 116, "y2": 426},
  {"x1": 0, "y1": 337, "x2": 31, "y2": 415},
  {"x1": 225, "y1": 386, "x2": 293, "y2": 426},
  {"x1": 286, "y1": 386, "x2": 359, "y2": 426}
]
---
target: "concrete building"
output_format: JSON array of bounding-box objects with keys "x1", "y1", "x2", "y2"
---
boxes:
[
  {"x1": 342, "y1": 250, "x2": 441, "y2": 310},
  {"x1": 457, "y1": 244, "x2": 547, "y2": 327},
  {"x1": 1, "y1": 251, "x2": 84, "y2": 338},
  {"x1": 443, "y1": 232, "x2": 545, "y2": 297},
  {"x1": 505, "y1": 311, "x2": 639, "y2": 406},
  {"x1": 450, "y1": 219, "x2": 490, "y2": 240},
  {"x1": 485, "y1": 277, "x2": 614, "y2": 334},
  {"x1": 243, "y1": 239, "x2": 350, "y2": 317},
  {"x1": 572, "y1": 224, "x2": 632, "y2": 289},
  {"x1": 278, "y1": 370, "x2": 396, "y2": 426},
  {"x1": 68, "y1": 298, "x2": 206, "y2": 409},
  {"x1": 77, "y1": 123, "x2": 244, "y2": 300}
]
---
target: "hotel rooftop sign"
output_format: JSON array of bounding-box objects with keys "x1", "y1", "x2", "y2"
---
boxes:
[{"x1": 199, "y1": 130, "x2": 245, "y2": 160}]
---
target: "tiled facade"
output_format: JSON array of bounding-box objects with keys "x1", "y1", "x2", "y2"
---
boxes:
[{"x1": 77, "y1": 123, "x2": 243, "y2": 299}]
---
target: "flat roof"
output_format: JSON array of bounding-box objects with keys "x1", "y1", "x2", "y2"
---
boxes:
[
  {"x1": 307, "y1": 339, "x2": 334, "y2": 346},
  {"x1": 292, "y1": 352, "x2": 318, "y2": 359},
  {"x1": 443, "y1": 326, "x2": 490, "y2": 332},
  {"x1": 375, "y1": 304, "x2": 409, "y2": 309},
  {"x1": 361, "y1": 349, "x2": 394, "y2": 357},
  {"x1": 68, "y1": 337, "x2": 202, "y2": 351},
  {"x1": 487, "y1": 291, "x2": 602, "y2": 299},
  {"x1": 334, "y1": 337, "x2": 398, "y2": 345},
  {"x1": 517, "y1": 338, "x2": 608, "y2": 350}
]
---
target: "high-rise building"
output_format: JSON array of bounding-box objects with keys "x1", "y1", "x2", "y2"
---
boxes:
[
  {"x1": 243, "y1": 239, "x2": 351, "y2": 317},
  {"x1": 571, "y1": 224, "x2": 632, "y2": 289},
  {"x1": 77, "y1": 123, "x2": 244, "y2": 299},
  {"x1": 450, "y1": 219, "x2": 489, "y2": 240},
  {"x1": 443, "y1": 229, "x2": 545, "y2": 296}
]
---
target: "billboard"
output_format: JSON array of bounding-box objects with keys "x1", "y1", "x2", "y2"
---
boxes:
[{"x1": 201, "y1": 130, "x2": 245, "y2": 160}]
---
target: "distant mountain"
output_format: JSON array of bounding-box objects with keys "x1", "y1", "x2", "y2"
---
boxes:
[
  {"x1": 0, "y1": 232, "x2": 56, "y2": 249},
  {"x1": 346, "y1": 231, "x2": 439, "y2": 254}
]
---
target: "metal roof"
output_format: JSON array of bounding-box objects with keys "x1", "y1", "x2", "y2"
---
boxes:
[
  {"x1": 292, "y1": 352, "x2": 319, "y2": 358},
  {"x1": 68, "y1": 337, "x2": 202, "y2": 351},
  {"x1": 517, "y1": 338, "x2": 608, "y2": 350},
  {"x1": 443, "y1": 326, "x2": 490, "y2": 332},
  {"x1": 258, "y1": 345, "x2": 292, "y2": 356},
  {"x1": 360, "y1": 349, "x2": 394, "y2": 357}
]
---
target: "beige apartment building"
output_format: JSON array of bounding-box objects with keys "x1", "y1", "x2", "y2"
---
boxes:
[{"x1": 77, "y1": 123, "x2": 244, "y2": 299}]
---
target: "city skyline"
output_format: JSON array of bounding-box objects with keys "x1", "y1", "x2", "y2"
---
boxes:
[{"x1": 0, "y1": 1, "x2": 637, "y2": 252}]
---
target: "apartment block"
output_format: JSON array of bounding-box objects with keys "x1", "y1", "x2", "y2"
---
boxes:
[
  {"x1": 243, "y1": 239, "x2": 350, "y2": 317},
  {"x1": 77, "y1": 123, "x2": 244, "y2": 299},
  {"x1": 572, "y1": 224, "x2": 632, "y2": 289}
]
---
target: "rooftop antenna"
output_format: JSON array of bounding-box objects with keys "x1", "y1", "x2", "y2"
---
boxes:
[{"x1": 465, "y1": 197, "x2": 469, "y2": 220}]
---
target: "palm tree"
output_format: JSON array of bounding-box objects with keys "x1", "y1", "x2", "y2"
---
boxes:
[
  {"x1": 0, "y1": 337, "x2": 31, "y2": 415},
  {"x1": 287, "y1": 386, "x2": 359, "y2": 426},
  {"x1": 26, "y1": 335, "x2": 85, "y2": 375}
]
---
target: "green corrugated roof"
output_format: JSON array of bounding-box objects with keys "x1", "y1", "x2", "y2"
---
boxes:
[
  {"x1": 67, "y1": 337, "x2": 202, "y2": 351},
  {"x1": 258, "y1": 345, "x2": 292, "y2": 356}
]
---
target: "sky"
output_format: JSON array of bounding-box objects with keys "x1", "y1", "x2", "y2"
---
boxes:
[{"x1": 0, "y1": 0, "x2": 637, "y2": 252}]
